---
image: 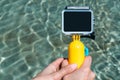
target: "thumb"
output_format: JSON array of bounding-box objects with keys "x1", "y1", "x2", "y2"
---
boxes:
[
  {"x1": 51, "y1": 64, "x2": 77, "y2": 80},
  {"x1": 81, "y1": 56, "x2": 92, "y2": 69}
]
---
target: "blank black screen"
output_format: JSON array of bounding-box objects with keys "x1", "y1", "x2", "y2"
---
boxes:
[{"x1": 64, "y1": 12, "x2": 91, "y2": 31}]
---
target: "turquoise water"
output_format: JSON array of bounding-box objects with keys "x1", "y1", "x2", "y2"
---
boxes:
[{"x1": 0, "y1": 0, "x2": 120, "y2": 80}]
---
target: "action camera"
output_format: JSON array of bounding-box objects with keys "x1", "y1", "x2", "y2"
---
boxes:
[{"x1": 62, "y1": 6, "x2": 94, "y2": 35}]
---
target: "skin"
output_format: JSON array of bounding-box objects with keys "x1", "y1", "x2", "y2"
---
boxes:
[
  {"x1": 62, "y1": 56, "x2": 95, "y2": 80},
  {"x1": 32, "y1": 56, "x2": 95, "y2": 80}
]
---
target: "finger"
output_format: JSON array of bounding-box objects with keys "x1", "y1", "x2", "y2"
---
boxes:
[
  {"x1": 39, "y1": 58, "x2": 64, "y2": 76},
  {"x1": 51, "y1": 64, "x2": 77, "y2": 80},
  {"x1": 88, "y1": 71, "x2": 96, "y2": 80},
  {"x1": 61, "y1": 59, "x2": 68, "y2": 68},
  {"x1": 81, "y1": 56, "x2": 92, "y2": 69}
]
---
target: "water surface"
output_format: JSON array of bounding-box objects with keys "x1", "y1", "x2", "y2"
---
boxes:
[{"x1": 0, "y1": 0, "x2": 120, "y2": 80}]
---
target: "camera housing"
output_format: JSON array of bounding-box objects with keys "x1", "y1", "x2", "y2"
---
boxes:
[{"x1": 62, "y1": 7, "x2": 94, "y2": 35}]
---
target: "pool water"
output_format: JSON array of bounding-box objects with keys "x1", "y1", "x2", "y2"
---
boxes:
[{"x1": 0, "y1": 0, "x2": 120, "y2": 80}]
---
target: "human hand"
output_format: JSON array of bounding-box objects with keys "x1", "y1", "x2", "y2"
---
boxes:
[
  {"x1": 62, "y1": 56, "x2": 95, "y2": 80},
  {"x1": 32, "y1": 58, "x2": 77, "y2": 80}
]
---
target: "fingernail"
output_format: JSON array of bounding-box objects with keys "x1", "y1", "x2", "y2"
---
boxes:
[
  {"x1": 89, "y1": 56, "x2": 92, "y2": 63},
  {"x1": 86, "y1": 56, "x2": 92, "y2": 67},
  {"x1": 85, "y1": 56, "x2": 91, "y2": 63},
  {"x1": 70, "y1": 64, "x2": 77, "y2": 69}
]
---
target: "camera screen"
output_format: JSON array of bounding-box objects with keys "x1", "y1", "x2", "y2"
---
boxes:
[{"x1": 63, "y1": 12, "x2": 92, "y2": 32}]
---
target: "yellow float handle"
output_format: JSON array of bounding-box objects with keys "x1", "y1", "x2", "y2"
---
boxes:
[{"x1": 68, "y1": 34, "x2": 85, "y2": 68}]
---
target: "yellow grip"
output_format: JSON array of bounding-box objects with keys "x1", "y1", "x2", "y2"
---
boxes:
[{"x1": 68, "y1": 35, "x2": 85, "y2": 68}]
